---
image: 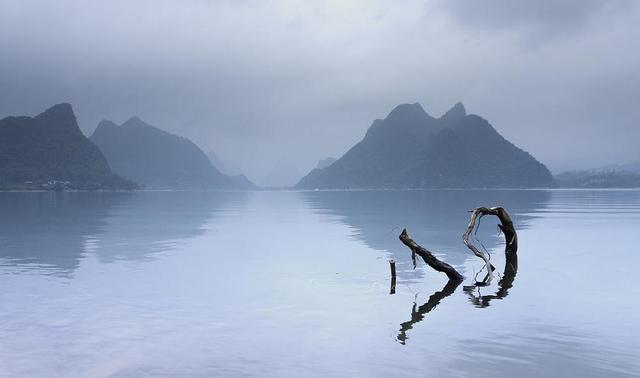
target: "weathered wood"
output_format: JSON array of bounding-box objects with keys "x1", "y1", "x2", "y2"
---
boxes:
[
  {"x1": 399, "y1": 229, "x2": 464, "y2": 281},
  {"x1": 463, "y1": 206, "x2": 518, "y2": 285},
  {"x1": 389, "y1": 259, "x2": 397, "y2": 295}
]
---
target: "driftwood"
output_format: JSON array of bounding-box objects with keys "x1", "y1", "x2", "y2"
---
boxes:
[
  {"x1": 397, "y1": 206, "x2": 517, "y2": 285},
  {"x1": 393, "y1": 206, "x2": 519, "y2": 342},
  {"x1": 389, "y1": 260, "x2": 397, "y2": 294},
  {"x1": 399, "y1": 229, "x2": 464, "y2": 281},
  {"x1": 463, "y1": 206, "x2": 518, "y2": 285},
  {"x1": 390, "y1": 207, "x2": 518, "y2": 344}
]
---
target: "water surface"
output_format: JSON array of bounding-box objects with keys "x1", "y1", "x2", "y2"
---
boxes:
[{"x1": 1, "y1": 190, "x2": 638, "y2": 377}]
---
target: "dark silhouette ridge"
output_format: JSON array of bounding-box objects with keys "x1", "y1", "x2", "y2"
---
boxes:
[
  {"x1": 0, "y1": 103, "x2": 135, "y2": 190},
  {"x1": 296, "y1": 102, "x2": 553, "y2": 189}
]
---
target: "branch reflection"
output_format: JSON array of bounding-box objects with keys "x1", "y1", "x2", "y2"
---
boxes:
[
  {"x1": 397, "y1": 279, "x2": 461, "y2": 344},
  {"x1": 464, "y1": 253, "x2": 518, "y2": 308}
]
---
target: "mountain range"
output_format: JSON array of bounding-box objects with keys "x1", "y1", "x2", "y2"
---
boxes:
[
  {"x1": 554, "y1": 169, "x2": 640, "y2": 188},
  {"x1": 296, "y1": 102, "x2": 553, "y2": 189},
  {"x1": 6, "y1": 101, "x2": 636, "y2": 190}
]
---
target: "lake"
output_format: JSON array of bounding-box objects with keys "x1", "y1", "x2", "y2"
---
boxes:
[{"x1": 1, "y1": 190, "x2": 639, "y2": 377}]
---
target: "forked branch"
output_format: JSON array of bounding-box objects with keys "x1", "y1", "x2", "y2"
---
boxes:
[{"x1": 463, "y1": 206, "x2": 518, "y2": 285}]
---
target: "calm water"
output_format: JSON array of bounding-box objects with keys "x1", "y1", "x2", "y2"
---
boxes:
[{"x1": 0, "y1": 190, "x2": 639, "y2": 377}]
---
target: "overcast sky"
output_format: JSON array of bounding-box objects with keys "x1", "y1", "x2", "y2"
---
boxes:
[{"x1": 1, "y1": 0, "x2": 639, "y2": 180}]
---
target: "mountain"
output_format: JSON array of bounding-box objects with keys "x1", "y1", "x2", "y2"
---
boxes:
[
  {"x1": 555, "y1": 170, "x2": 640, "y2": 188},
  {"x1": 597, "y1": 162, "x2": 640, "y2": 174},
  {"x1": 296, "y1": 102, "x2": 553, "y2": 189},
  {"x1": 90, "y1": 117, "x2": 254, "y2": 189},
  {"x1": 207, "y1": 150, "x2": 243, "y2": 176},
  {"x1": 316, "y1": 157, "x2": 337, "y2": 170},
  {"x1": 260, "y1": 160, "x2": 301, "y2": 188},
  {"x1": 0, "y1": 103, "x2": 135, "y2": 190}
]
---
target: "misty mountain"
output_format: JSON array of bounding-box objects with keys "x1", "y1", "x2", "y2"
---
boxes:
[
  {"x1": 260, "y1": 160, "x2": 302, "y2": 188},
  {"x1": 316, "y1": 157, "x2": 337, "y2": 170},
  {"x1": 207, "y1": 150, "x2": 244, "y2": 176},
  {"x1": 597, "y1": 162, "x2": 640, "y2": 174},
  {"x1": 296, "y1": 102, "x2": 553, "y2": 189},
  {"x1": 0, "y1": 103, "x2": 135, "y2": 190},
  {"x1": 555, "y1": 170, "x2": 640, "y2": 188},
  {"x1": 90, "y1": 117, "x2": 254, "y2": 189}
]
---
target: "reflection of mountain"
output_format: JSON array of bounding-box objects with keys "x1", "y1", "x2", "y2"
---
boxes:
[
  {"x1": 0, "y1": 192, "x2": 245, "y2": 275},
  {"x1": 91, "y1": 191, "x2": 246, "y2": 263},
  {"x1": 300, "y1": 190, "x2": 550, "y2": 280},
  {"x1": 0, "y1": 192, "x2": 110, "y2": 276}
]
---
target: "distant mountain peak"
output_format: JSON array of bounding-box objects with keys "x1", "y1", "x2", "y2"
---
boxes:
[
  {"x1": 440, "y1": 102, "x2": 466, "y2": 125},
  {"x1": 122, "y1": 116, "x2": 145, "y2": 127},
  {"x1": 386, "y1": 102, "x2": 433, "y2": 123},
  {"x1": 90, "y1": 117, "x2": 255, "y2": 189},
  {"x1": 296, "y1": 101, "x2": 552, "y2": 189},
  {"x1": 0, "y1": 103, "x2": 134, "y2": 189},
  {"x1": 34, "y1": 103, "x2": 77, "y2": 130},
  {"x1": 40, "y1": 103, "x2": 74, "y2": 117},
  {"x1": 97, "y1": 119, "x2": 118, "y2": 129}
]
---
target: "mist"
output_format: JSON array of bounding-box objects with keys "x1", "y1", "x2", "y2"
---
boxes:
[{"x1": 1, "y1": 0, "x2": 639, "y2": 180}]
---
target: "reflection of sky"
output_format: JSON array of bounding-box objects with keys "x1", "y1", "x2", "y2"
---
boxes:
[{"x1": 0, "y1": 190, "x2": 639, "y2": 376}]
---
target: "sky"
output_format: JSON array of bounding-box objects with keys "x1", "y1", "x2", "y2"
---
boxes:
[{"x1": 1, "y1": 0, "x2": 639, "y2": 181}]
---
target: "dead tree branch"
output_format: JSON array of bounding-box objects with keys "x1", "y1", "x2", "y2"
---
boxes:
[
  {"x1": 463, "y1": 206, "x2": 518, "y2": 285},
  {"x1": 399, "y1": 229, "x2": 464, "y2": 281}
]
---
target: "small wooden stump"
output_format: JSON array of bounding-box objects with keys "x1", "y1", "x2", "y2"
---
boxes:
[{"x1": 389, "y1": 259, "x2": 397, "y2": 294}]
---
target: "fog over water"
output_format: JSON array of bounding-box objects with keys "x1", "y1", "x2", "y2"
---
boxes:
[{"x1": 1, "y1": 0, "x2": 639, "y2": 180}]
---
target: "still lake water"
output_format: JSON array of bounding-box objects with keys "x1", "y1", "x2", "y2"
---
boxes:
[{"x1": 0, "y1": 190, "x2": 639, "y2": 377}]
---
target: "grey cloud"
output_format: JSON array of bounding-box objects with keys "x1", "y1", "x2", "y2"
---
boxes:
[
  {"x1": 432, "y1": 0, "x2": 635, "y2": 37},
  {"x1": 1, "y1": 0, "x2": 639, "y2": 180}
]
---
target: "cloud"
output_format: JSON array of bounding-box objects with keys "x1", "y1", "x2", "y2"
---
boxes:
[
  {"x1": 0, "y1": 0, "x2": 639, "y2": 179},
  {"x1": 431, "y1": 0, "x2": 634, "y2": 38}
]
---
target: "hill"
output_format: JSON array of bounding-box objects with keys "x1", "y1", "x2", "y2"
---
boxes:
[
  {"x1": 296, "y1": 102, "x2": 552, "y2": 189},
  {"x1": 0, "y1": 103, "x2": 135, "y2": 190},
  {"x1": 555, "y1": 170, "x2": 640, "y2": 188},
  {"x1": 90, "y1": 117, "x2": 254, "y2": 189}
]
